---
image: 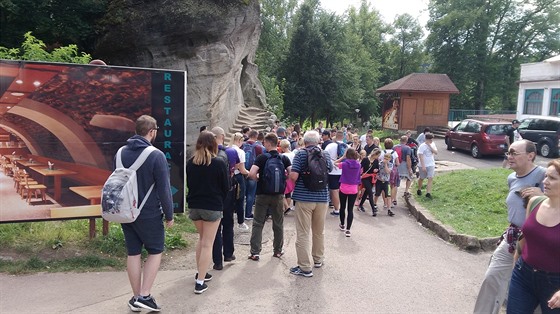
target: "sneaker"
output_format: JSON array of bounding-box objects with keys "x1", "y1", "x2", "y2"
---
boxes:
[
  {"x1": 284, "y1": 206, "x2": 293, "y2": 215},
  {"x1": 213, "y1": 263, "x2": 223, "y2": 270},
  {"x1": 128, "y1": 297, "x2": 141, "y2": 312},
  {"x1": 372, "y1": 211, "x2": 377, "y2": 217},
  {"x1": 417, "y1": 189, "x2": 422, "y2": 196},
  {"x1": 330, "y1": 210, "x2": 340, "y2": 216},
  {"x1": 388, "y1": 209, "x2": 395, "y2": 217},
  {"x1": 273, "y1": 251, "x2": 284, "y2": 258},
  {"x1": 393, "y1": 200, "x2": 397, "y2": 206},
  {"x1": 245, "y1": 214, "x2": 254, "y2": 220},
  {"x1": 266, "y1": 214, "x2": 272, "y2": 220},
  {"x1": 426, "y1": 193, "x2": 432, "y2": 199},
  {"x1": 224, "y1": 255, "x2": 236, "y2": 262},
  {"x1": 195, "y1": 272, "x2": 212, "y2": 282},
  {"x1": 373, "y1": 204, "x2": 378, "y2": 212},
  {"x1": 194, "y1": 282, "x2": 208, "y2": 294},
  {"x1": 345, "y1": 230, "x2": 351, "y2": 237},
  {"x1": 290, "y1": 266, "x2": 313, "y2": 277},
  {"x1": 134, "y1": 295, "x2": 161, "y2": 312},
  {"x1": 358, "y1": 206, "x2": 365, "y2": 213},
  {"x1": 248, "y1": 254, "x2": 260, "y2": 261},
  {"x1": 238, "y1": 223, "x2": 250, "y2": 232},
  {"x1": 339, "y1": 224, "x2": 345, "y2": 231},
  {"x1": 314, "y1": 262, "x2": 323, "y2": 268}
]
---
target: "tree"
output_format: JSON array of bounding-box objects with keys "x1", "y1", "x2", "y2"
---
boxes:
[
  {"x1": 387, "y1": 14, "x2": 426, "y2": 81},
  {"x1": 426, "y1": 0, "x2": 560, "y2": 110},
  {"x1": 0, "y1": 32, "x2": 91, "y2": 64}
]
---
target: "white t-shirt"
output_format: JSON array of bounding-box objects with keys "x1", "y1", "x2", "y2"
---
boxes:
[
  {"x1": 359, "y1": 134, "x2": 367, "y2": 148},
  {"x1": 379, "y1": 149, "x2": 399, "y2": 168},
  {"x1": 232, "y1": 145, "x2": 245, "y2": 175},
  {"x1": 417, "y1": 142, "x2": 436, "y2": 167},
  {"x1": 325, "y1": 141, "x2": 342, "y2": 175}
]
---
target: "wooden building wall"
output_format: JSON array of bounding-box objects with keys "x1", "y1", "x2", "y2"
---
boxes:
[{"x1": 398, "y1": 92, "x2": 450, "y2": 131}]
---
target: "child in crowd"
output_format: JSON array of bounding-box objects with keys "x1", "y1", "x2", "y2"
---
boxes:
[
  {"x1": 375, "y1": 152, "x2": 394, "y2": 216},
  {"x1": 358, "y1": 149, "x2": 380, "y2": 216}
]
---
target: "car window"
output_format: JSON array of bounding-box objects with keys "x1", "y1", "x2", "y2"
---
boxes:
[
  {"x1": 455, "y1": 121, "x2": 468, "y2": 132},
  {"x1": 543, "y1": 120, "x2": 560, "y2": 131},
  {"x1": 518, "y1": 119, "x2": 531, "y2": 130},
  {"x1": 486, "y1": 124, "x2": 509, "y2": 135},
  {"x1": 464, "y1": 121, "x2": 480, "y2": 133},
  {"x1": 533, "y1": 119, "x2": 547, "y2": 130}
]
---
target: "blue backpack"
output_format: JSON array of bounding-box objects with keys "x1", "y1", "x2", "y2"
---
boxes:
[
  {"x1": 242, "y1": 142, "x2": 257, "y2": 169},
  {"x1": 262, "y1": 153, "x2": 286, "y2": 194},
  {"x1": 337, "y1": 142, "x2": 348, "y2": 158}
]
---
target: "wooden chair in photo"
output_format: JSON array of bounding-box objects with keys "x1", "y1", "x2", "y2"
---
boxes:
[
  {"x1": 1, "y1": 157, "x2": 13, "y2": 176},
  {"x1": 15, "y1": 169, "x2": 38, "y2": 195},
  {"x1": 19, "y1": 173, "x2": 47, "y2": 204}
]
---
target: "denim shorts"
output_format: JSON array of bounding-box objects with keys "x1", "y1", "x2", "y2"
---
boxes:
[
  {"x1": 189, "y1": 208, "x2": 223, "y2": 222},
  {"x1": 419, "y1": 166, "x2": 435, "y2": 179},
  {"x1": 121, "y1": 215, "x2": 165, "y2": 255}
]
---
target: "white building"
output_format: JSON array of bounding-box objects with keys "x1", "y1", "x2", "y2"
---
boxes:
[{"x1": 517, "y1": 55, "x2": 560, "y2": 119}]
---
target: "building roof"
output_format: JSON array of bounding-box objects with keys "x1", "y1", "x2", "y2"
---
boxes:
[{"x1": 376, "y1": 73, "x2": 460, "y2": 94}]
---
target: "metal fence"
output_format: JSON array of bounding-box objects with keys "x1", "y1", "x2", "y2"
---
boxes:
[{"x1": 448, "y1": 109, "x2": 518, "y2": 121}]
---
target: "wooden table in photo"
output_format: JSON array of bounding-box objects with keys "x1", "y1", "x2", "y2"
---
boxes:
[
  {"x1": 16, "y1": 160, "x2": 45, "y2": 170},
  {"x1": 69, "y1": 185, "x2": 108, "y2": 237},
  {"x1": 29, "y1": 166, "x2": 77, "y2": 202}
]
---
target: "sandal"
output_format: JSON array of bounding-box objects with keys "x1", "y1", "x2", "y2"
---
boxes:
[
  {"x1": 248, "y1": 254, "x2": 260, "y2": 261},
  {"x1": 392, "y1": 200, "x2": 397, "y2": 206},
  {"x1": 273, "y1": 251, "x2": 284, "y2": 258}
]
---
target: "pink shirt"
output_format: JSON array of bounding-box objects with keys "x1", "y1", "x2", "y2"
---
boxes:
[{"x1": 521, "y1": 203, "x2": 560, "y2": 273}]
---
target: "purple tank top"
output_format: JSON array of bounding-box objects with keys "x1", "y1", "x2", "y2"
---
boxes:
[{"x1": 521, "y1": 202, "x2": 560, "y2": 273}]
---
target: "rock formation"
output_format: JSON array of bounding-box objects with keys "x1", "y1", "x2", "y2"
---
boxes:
[{"x1": 95, "y1": 0, "x2": 267, "y2": 149}]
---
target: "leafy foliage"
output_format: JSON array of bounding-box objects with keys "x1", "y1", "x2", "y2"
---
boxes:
[{"x1": 0, "y1": 32, "x2": 91, "y2": 64}]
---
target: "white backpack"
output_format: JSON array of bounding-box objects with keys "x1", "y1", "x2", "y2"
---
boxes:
[{"x1": 101, "y1": 146, "x2": 156, "y2": 223}]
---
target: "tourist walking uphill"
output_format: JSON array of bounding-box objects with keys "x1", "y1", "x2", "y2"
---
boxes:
[
  {"x1": 247, "y1": 133, "x2": 291, "y2": 261},
  {"x1": 358, "y1": 148, "x2": 380, "y2": 216},
  {"x1": 186, "y1": 131, "x2": 230, "y2": 295},
  {"x1": 288, "y1": 130, "x2": 333, "y2": 277},
  {"x1": 242, "y1": 130, "x2": 264, "y2": 220},
  {"x1": 229, "y1": 132, "x2": 250, "y2": 232},
  {"x1": 474, "y1": 140, "x2": 545, "y2": 314},
  {"x1": 416, "y1": 133, "x2": 437, "y2": 199},
  {"x1": 335, "y1": 148, "x2": 361, "y2": 237},
  {"x1": 325, "y1": 130, "x2": 348, "y2": 216},
  {"x1": 507, "y1": 158, "x2": 560, "y2": 313},
  {"x1": 119, "y1": 115, "x2": 174, "y2": 312}
]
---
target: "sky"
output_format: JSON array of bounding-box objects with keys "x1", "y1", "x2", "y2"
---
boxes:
[{"x1": 320, "y1": 0, "x2": 430, "y2": 27}]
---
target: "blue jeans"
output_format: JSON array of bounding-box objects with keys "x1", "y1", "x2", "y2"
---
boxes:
[
  {"x1": 212, "y1": 188, "x2": 235, "y2": 264},
  {"x1": 507, "y1": 258, "x2": 560, "y2": 314},
  {"x1": 245, "y1": 178, "x2": 257, "y2": 217},
  {"x1": 234, "y1": 174, "x2": 246, "y2": 224}
]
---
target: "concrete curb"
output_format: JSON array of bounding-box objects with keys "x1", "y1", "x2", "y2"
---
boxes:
[{"x1": 403, "y1": 192, "x2": 499, "y2": 252}]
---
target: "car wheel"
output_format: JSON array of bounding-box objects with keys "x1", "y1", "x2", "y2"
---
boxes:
[
  {"x1": 446, "y1": 138, "x2": 453, "y2": 150},
  {"x1": 539, "y1": 141, "x2": 552, "y2": 158},
  {"x1": 471, "y1": 144, "x2": 481, "y2": 158}
]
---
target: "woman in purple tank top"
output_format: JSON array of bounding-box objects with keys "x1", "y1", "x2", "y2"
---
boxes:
[{"x1": 507, "y1": 159, "x2": 560, "y2": 313}]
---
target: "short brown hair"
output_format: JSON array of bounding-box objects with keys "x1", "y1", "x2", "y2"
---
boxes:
[
  {"x1": 136, "y1": 115, "x2": 157, "y2": 136},
  {"x1": 384, "y1": 138, "x2": 394, "y2": 149},
  {"x1": 264, "y1": 132, "x2": 279, "y2": 147}
]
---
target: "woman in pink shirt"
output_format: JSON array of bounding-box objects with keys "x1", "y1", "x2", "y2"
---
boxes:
[{"x1": 508, "y1": 159, "x2": 560, "y2": 313}]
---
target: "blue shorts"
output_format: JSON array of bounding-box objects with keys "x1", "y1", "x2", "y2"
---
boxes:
[
  {"x1": 328, "y1": 175, "x2": 341, "y2": 190},
  {"x1": 121, "y1": 215, "x2": 165, "y2": 255}
]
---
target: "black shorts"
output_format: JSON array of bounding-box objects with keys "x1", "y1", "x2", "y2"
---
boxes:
[
  {"x1": 375, "y1": 181, "x2": 389, "y2": 197},
  {"x1": 328, "y1": 175, "x2": 341, "y2": 190},
  {"x1": 122, "y1": 215, "x2": 165, "y2": 255}
]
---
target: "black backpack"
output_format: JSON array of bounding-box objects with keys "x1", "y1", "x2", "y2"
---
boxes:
[
  {"x1": 301, "y1": 147, "x2": 329, "y2": 191},
  {"x1": 261, "y1": 153, "x2": 286, "y2": 194},
  {"x1": 217, "y1": 146, "x2": 234, "y2": 190}
]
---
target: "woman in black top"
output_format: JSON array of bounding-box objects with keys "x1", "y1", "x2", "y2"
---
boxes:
[
  {"x1": 358, "y1": 148, "x2": 381, "y2": 216},
  {"x1": 186, "y1": 131, "x2": 229, "y2": 294}
]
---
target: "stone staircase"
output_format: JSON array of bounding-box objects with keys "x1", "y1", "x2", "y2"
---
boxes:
[{"x1": 224, "y1": 106, "x2": 274, "y2": 145}]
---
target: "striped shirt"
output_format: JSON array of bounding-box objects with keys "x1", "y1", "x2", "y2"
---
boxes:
[{"x1": 291, "y1": 146, "x2": 333, "y2": 203}]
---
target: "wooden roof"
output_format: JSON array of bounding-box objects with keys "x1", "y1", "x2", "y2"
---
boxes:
[{"x1": 376, "y1": 73, "x2": 459, "y2": 94}]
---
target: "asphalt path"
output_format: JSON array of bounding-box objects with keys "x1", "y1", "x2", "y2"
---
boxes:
[{"x1": 433, "y1": 138, "x2": 551, "y2": 169}]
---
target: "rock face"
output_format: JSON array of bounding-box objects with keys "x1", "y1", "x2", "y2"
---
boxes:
[{"x1": 95, "y1": 0, "x2": 266, "y2": 149}]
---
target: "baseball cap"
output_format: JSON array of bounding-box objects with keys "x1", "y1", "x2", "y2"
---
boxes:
[{"x1": 512, "y1": 119, "x2": 520, "y2": 124}]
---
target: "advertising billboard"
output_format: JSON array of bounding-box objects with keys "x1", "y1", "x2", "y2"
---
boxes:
[{"x1": 0, "y1": 60, "x2": 186, "y2": 225}]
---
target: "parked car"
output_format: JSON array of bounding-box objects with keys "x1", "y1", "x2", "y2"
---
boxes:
[
  {"x1": 517, "y1": 116, "x2": 560, "y2": 158},
  {"x1": 445, "y1": 119, "x2": 509, "y2": 158}
]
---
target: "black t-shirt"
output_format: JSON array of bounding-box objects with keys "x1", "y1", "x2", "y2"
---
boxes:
[
  {"x1": 364, "y1": 143, "x2": 378, "y2": 156},
  {"x1": 361, "y1": 158, "x2": 379, "y2": 174},
  {"x1": 254, "y1": 150, "x2": 291, "y2": 195},
  {"x1": 506, "y1": 127, "x2": 515, "y2": 145}
]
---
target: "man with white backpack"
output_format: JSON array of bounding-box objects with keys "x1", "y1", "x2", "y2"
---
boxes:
[{"x1": 110, "y1": 115, "x2": 174, "y2": 312}]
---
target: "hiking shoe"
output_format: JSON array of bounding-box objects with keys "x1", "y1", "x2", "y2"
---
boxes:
[
  {"x1": 417, "y1": 189, "x2": 422, "y2": 196},
  {"x1": 314, "y1": 262, "x2": 323, "y2": 268},
  {"x1": 426, "y1": 193, "x2": 432, "y2": 199},
  {"x1": 358, "y1": 206, "x2": 365, "y2": 213},
  {"x1": 224, "y1": 255, "x2": 236, "y2": 262},
  {"x1": 388, "y1": 209, "x2": 395, "y2": 217},
  {"x1": 339, "y1": 224, "x2": 345, "y2": 231},
  {"x1": 330, "y1": 210, "x2": 340, "y2": 216},
  {"x1": 213, "y1": 263, "x2": 223, "y2": 270},
  {"x1": 290, "y1": 266, "x2": 313, "y2": 277},
  {"x1": 248, "y1": 254, "x2": 260, "y2": 261},
  {"x1": 134, "y1": 295, "x2": 161, "y2": 312},
  {"x1": 345, "y1": 230, "x2": 351, "y2": 237},
  {"x1": 195, "y1": 272, "x2": 212, "y2": 282},
  {"x1": 128, "y1": 297, "x2": 141, "y2": 312},
  {"x1": 194, "y1": 282, "x2": 208, "y2": 294},
  {"x1": 245, "y1": 214, "x2": 254, "y2": 220},
  {"x1": 238, "y1": 223, "x2": 250, "y2": 232}
]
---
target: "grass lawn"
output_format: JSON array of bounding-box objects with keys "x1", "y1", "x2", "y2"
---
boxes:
[{"x1": 414, "y1": 168, "x2": 512, "y2": 238}]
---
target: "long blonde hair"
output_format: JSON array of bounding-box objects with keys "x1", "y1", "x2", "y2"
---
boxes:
[
  {"x1": 192, "y1": 131, "x2": 217, "y2": 166},
  {"x1": 230, "y1": 132, "x2": 244, "y2": 147}
]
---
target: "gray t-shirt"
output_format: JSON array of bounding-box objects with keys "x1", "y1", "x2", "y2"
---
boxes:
[{"x1": 506, "y1": 166, "x2": 546, "y2": 227}]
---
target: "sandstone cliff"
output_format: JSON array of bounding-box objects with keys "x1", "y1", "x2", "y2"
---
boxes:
[{"x1": 95, "y1": 0, "x2": 266, "y2": 149}]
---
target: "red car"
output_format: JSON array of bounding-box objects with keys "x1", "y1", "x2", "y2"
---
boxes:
[{"x1": 445, "y1": 119, "x2": 509, "y2": 158}]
